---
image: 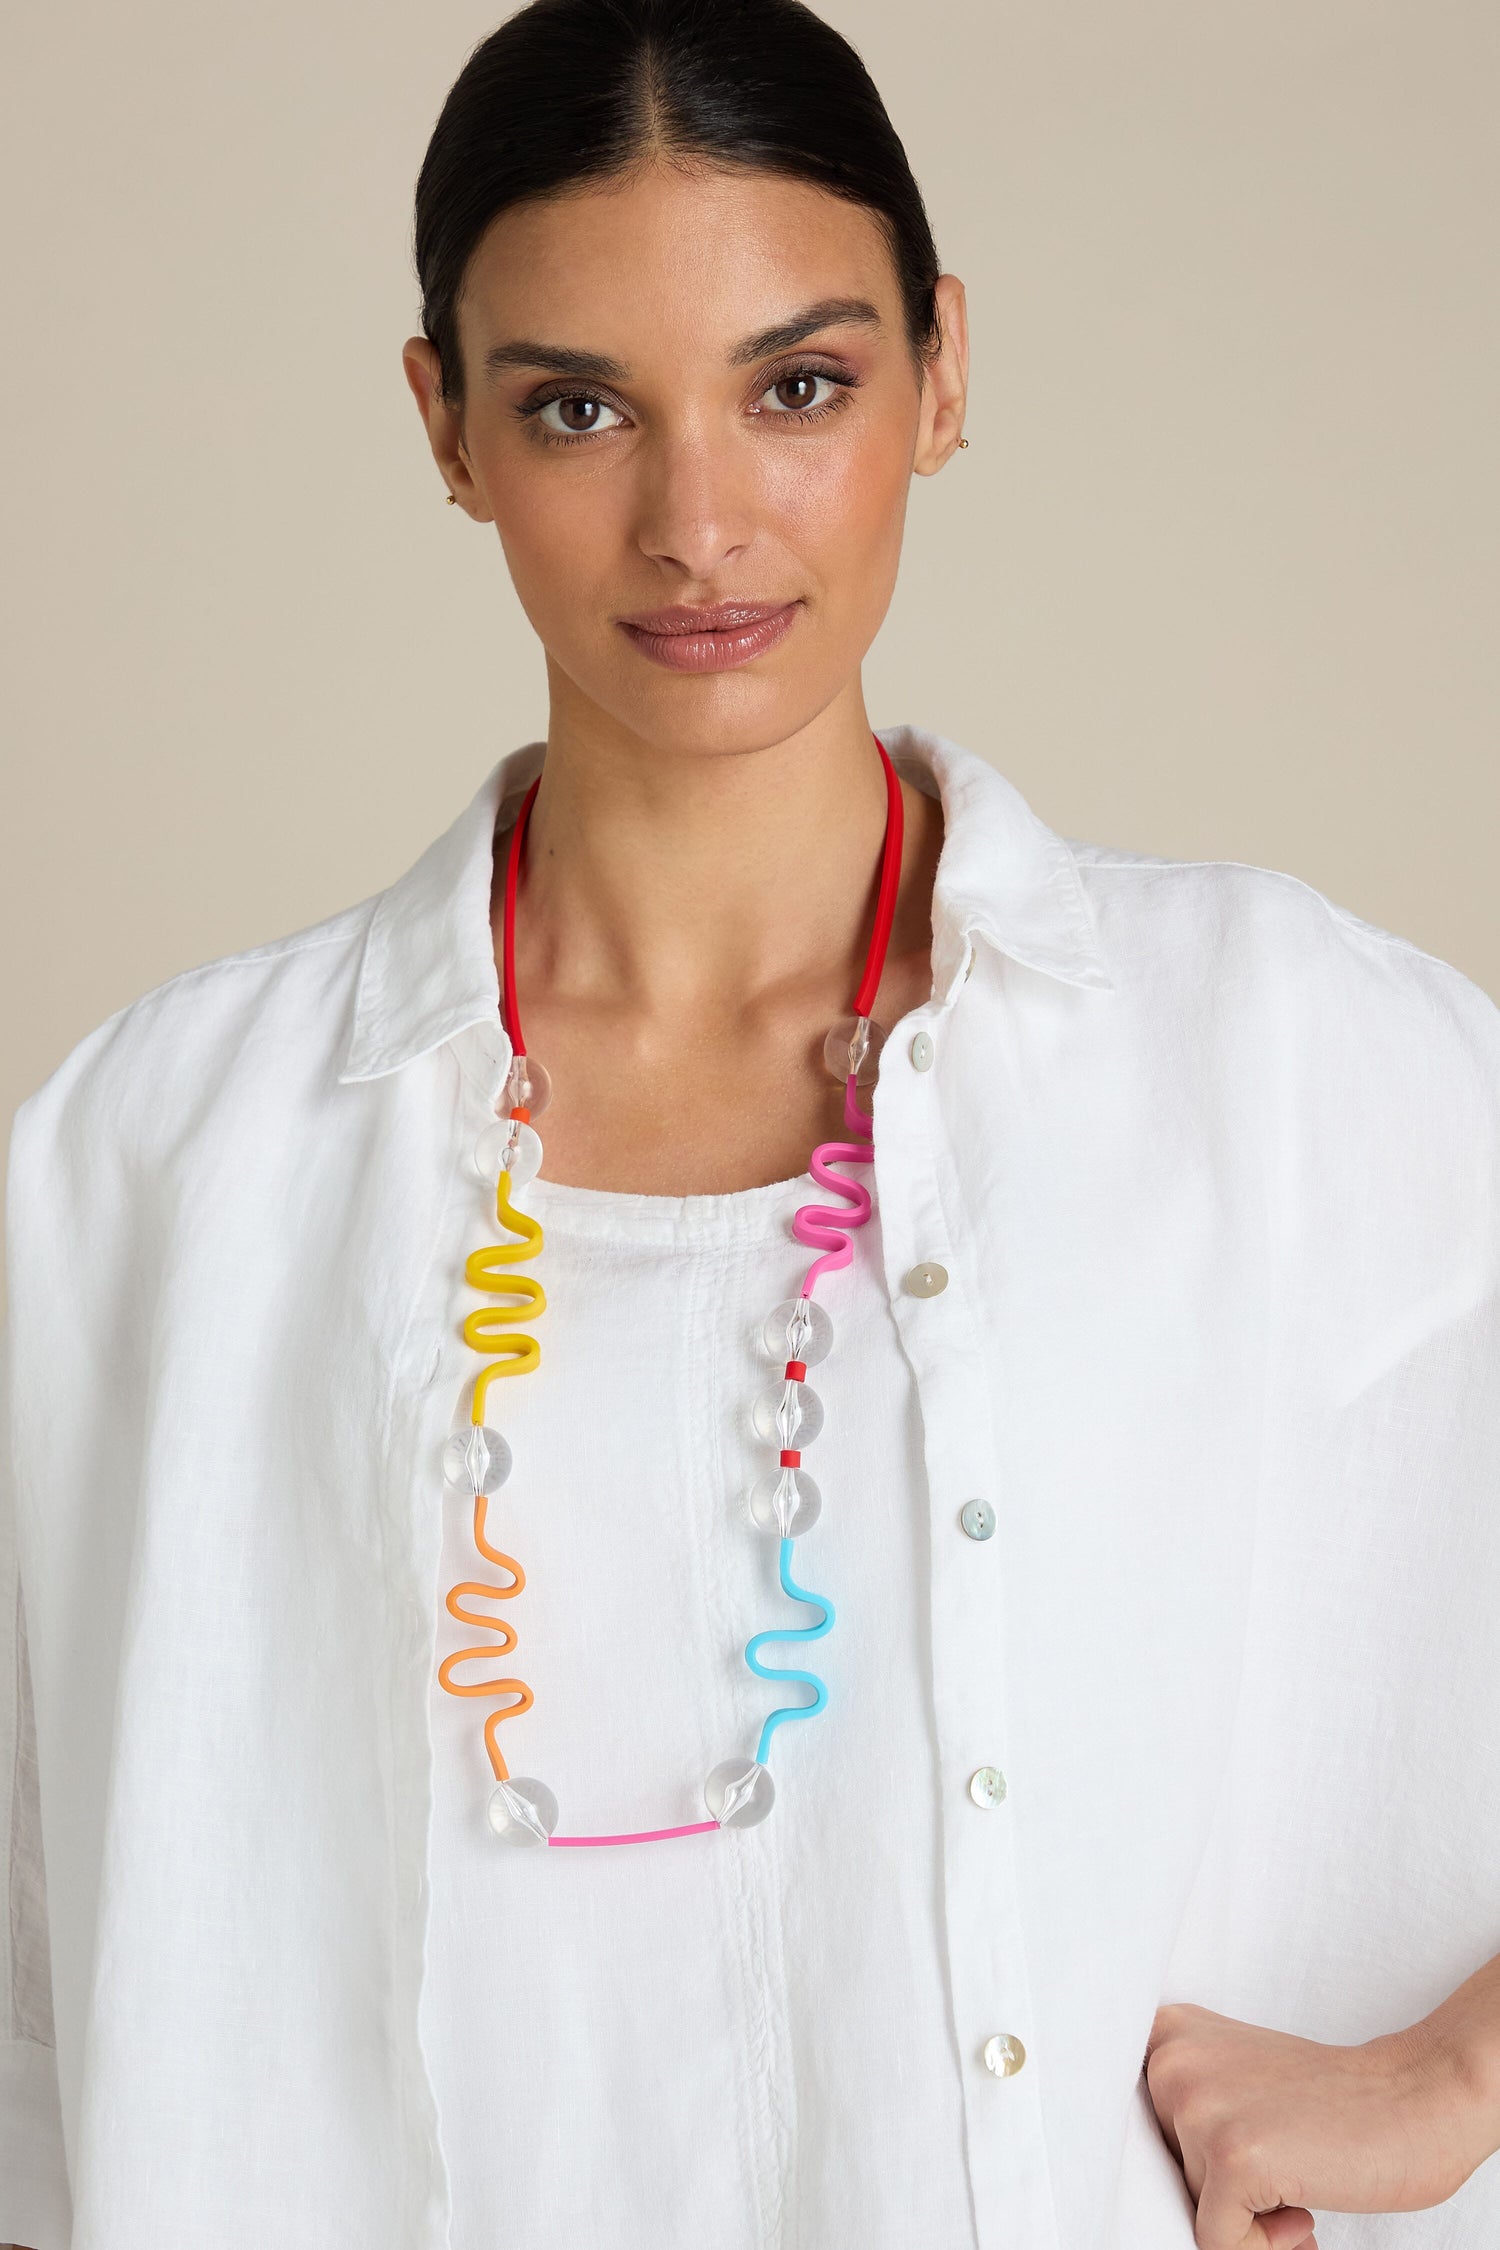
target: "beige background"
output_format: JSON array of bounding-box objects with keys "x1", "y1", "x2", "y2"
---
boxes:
[
  {"x1": 3, "y1": 0, "x2": 1497, "y2": 1194},
  {"x1": 3, "y1": 15, "x2": 1494, "y2": 2241}
]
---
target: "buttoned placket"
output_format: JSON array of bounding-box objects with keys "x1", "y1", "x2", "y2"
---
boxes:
[{"x1": 869, "y1": 929, "x2": 1063, "y2": 2250}]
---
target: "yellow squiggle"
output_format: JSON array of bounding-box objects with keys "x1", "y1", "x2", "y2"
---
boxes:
[{"x1": 437, "y1": 1164, "x2": 545, "y2": 1783}]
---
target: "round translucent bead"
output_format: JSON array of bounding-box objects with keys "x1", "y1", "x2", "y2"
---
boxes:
[
  {"x1": 474, "y1": 1119, "x2": 543, "y2": 1187},
  {"x1": 752, "y1": 1380, "x2": 824, "y2": 1449},
  {"x1": 704, "y1": 1757, "x2": 775, "y2": 1828},
  {"x1": 749, "y1": 1466, "x2": 823, "y2": 1537},
  {"x1": 486, "y1": 1776, "x2": 558, "y2": 1846},
  {"x1": 442, "y1": 1423, "x2": 513, "y2": 1497},
  {"x1": 760, "y1": 1295, "x2": 834, "y2": 1367},
  {"x1": 503, "y1": 1053, "x2": 552, "y2": 1119},
  {"x1": 823, "y1": 1012, "x2": 885, "y2": 1088}
]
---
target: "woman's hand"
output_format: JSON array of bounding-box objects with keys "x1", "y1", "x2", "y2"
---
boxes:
[{"x1": 1143, "y1": 1999, "x2": 1491, "y2": 2249}]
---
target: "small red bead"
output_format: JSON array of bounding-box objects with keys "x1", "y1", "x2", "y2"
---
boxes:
[
  {"x1": 780, "y1": 1449, "x2": 801, "y2": 1468},
  {"x1": 510, "y1": 1105, "x2": 531, "y2": 1122},
  {"x1": 784, "y1": 1359, "x2": 807, "y2": 1382}
]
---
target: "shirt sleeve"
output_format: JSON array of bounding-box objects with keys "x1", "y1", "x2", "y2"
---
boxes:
[
  {"x1": 1, "y1": 1321, "x2": 72, "y2": 2250},
  {"x1": 1162, "y1": 907, "x2": 1500, "y2": 2240}
]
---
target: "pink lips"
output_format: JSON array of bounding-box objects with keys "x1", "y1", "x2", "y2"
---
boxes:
[{"x1": 617, "y1": 599, "x2": 802, "y2": 673}]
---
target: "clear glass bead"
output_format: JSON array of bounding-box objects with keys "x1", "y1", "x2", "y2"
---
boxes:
[
  {"x1": 503, "y1": 1053, "x2": 552, "y2": 1119},
  {"x1": 749, "y1": 1466, "x2": 823, "y2": 1537},
  {"x1": 760, "y1": 1295, "x2": 834, "y2": 1366},
  {"x1": 751, "y1": 1379, "x2": 824, "y2": 1448},
  {"x1": 486, "y1": 1776, "x2": 558, "y2": 1845},
  {"x1": 704, "y1": 1757, "x2": 775, "y2": 1828},
  {"x1": 474, "y1": 1118, "x2": 544, "y2": 1187},
  {"x1": 442, "y1": 1423, "x2": 513, "y2": 1497},
  {"x1": 823, "y1": 1012, "x2": 885, "y2": 1088}
]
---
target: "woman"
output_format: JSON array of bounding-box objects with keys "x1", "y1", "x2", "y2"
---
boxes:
[{"x1": 4, "y1": 3, "x2": 1499, "y2": 2247}]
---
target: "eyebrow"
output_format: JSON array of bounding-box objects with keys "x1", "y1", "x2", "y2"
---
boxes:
[{"x1": 480, "y1": 295, "x2": 885, "y2": 384}]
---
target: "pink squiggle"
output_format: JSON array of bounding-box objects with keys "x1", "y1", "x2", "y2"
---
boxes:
[{"x1": 793, "y1": 1075, "x2": 876, "y2": 1296}]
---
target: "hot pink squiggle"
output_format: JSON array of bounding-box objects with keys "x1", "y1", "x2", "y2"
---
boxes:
[{"x1": 793, "y1": 1075, "x2": 876, "y2": 1296}]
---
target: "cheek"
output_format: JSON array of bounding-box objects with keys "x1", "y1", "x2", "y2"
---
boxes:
[
  {"x1": 763, "y1": 426, "x2": 909, "y2": 569},
  {"x1": 492, "y1": 472, "x2": 618, "y2": 619}
]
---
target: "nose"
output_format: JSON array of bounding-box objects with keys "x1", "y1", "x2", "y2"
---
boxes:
[{"x1": 631, "y1": 423, "x2": 758, "y2": 581}]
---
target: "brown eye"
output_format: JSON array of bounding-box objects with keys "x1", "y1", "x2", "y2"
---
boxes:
[
  {"x1": 534, "y1": 394, "x2": 624, "y2": 438},
  {"x1": 756, "y1": 367, "x2": 853, "y2": 420},
  {"x1": 764, "y1": 371, "x2": 841, "y2": 414},
  {"x1": 772, "y1": 373, "x2": 823, "y2": 411}
]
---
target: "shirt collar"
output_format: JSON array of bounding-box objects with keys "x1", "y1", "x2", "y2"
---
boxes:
[{"x1": 337, "y1": 722, "x2": 1113, "y2": 1085}]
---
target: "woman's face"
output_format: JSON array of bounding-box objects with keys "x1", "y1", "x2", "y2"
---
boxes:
[{"x1": 404, "y1": 159, "x2": 967, "y2": 758}]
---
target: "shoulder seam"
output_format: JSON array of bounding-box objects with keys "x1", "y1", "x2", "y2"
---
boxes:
[
  {"x1": 32, "y1": 915, "x2": 369, "y2": 1075},
  {"x1": 1070, "y1": 848, "x2": 1493, "y2": 995}
]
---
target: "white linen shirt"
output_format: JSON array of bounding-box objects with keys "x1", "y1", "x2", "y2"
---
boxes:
[{"x1": 4, "y1": 723, "x2": 1500, "y2": 2250}]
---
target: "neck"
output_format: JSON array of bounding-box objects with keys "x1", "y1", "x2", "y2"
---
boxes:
[{"x1": 494, "y1": 677, "x2": 940, "y2": 1035}]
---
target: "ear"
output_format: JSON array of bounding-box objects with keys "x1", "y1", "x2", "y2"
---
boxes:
[
  {"x1": 912, "y1": 274, "x2": 970, "y2": 477},
  {"x1": 401, "y1": 336, "x2": 491, "y2": 521}
]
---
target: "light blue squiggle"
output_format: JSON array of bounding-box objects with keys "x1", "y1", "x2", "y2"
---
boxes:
[{"x1": 745, "y1": 1538, "x2": 836, "y2": 1766}]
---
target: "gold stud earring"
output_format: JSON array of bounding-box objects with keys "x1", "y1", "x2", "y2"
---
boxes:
[
  {"x1": 957, "y1": 437, "x2": 969, "y2": 449},
  {"x1": 445, "y1": 491, "x2": 458, "y2": 504}
]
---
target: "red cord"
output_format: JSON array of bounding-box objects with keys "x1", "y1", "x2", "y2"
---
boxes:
[
  {"x1": 853, "y1": 734, "x2": 904, "y2": 1020},
  {"x1": 501, "y1": 776, "x2": 540, "y2": 1056},
  {"x1": 499, "y1": 731, "x2": 904, "y2": 1054}
]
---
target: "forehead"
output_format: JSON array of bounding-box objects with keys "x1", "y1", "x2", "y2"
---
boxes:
[{"x1": 458, "y1": 161, "x2": 900, "y2": 361}]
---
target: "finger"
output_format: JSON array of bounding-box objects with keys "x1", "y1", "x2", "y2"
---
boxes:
[
  {"x1": 1256, "y1": 2206, "x2": 1316, "y2": 2250},
  {"x1": 1193, "y1": 2179, "x2": 1316, "y2": 2250}
]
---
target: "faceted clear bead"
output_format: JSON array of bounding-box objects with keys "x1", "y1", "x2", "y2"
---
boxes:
[
  {"x1": 760, "y1": 1295, "x2": 834, "y2": 1366},
  {"x1": 823, "y1": 1012, "x2": 885, "y2": 1088},
  {"x1": 474, "y1": 1118, "x2": 543, "y2": 1187},
  {"x1": 443, "y1": 1423, "x2": 513, "y2": 1497},
  {"x1": 751, "y1": 1380, "x2": 824, "y2": 1448},
  {"x1": 705, "y1": 1757, "x2": 775, "y2": 1828},
  {"x1": 486, "y1": 1776, "x2": 558, "y2": 1845},
  {"x1": 749, "y1": 1466, "x2": 823, "y2": 1537},
  {"x1": 503, "y1": 1053, "x2": 552, "y2": 1119}
]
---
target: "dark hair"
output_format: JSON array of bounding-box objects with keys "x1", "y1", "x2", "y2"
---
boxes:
[{"x1": 413, "y1": 0, "x2": 943, "y2": 412}]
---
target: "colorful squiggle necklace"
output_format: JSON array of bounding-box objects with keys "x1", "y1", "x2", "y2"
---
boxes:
[{"x1": 437, "y1": 731, "x2": 904, "y2": 1847}]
